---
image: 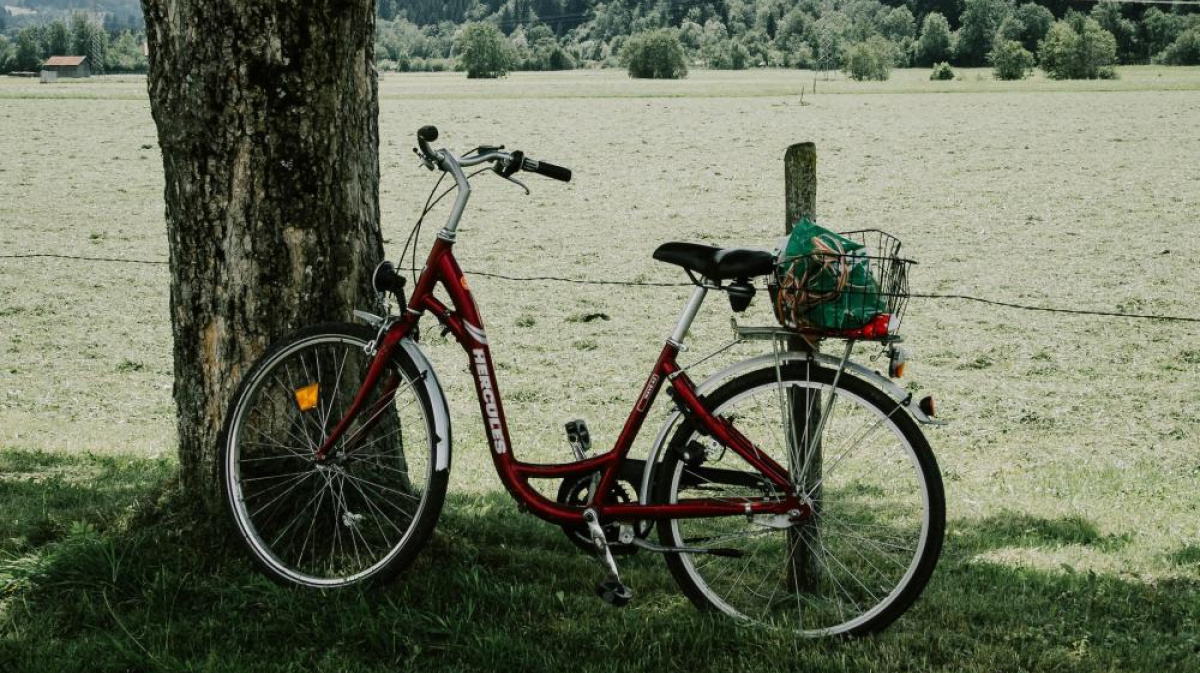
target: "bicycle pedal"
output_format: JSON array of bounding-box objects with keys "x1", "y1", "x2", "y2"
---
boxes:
[
  {"x1": 595, "y1": 578, "x2": 633, "y2": 607},
  {"x1": 565, "y1": 419, "x2": 591, "y2": 460}
]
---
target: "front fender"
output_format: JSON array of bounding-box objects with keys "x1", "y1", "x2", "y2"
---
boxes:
[{"x1": 398, "y1": 338, "x2": 453, "y2": 473}]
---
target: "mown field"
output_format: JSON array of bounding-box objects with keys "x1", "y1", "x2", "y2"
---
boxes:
[{"x1": 1, "y1": 67, "x2": 1198, "y2": 672}]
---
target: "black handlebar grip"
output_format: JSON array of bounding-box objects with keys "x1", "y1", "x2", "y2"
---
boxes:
[
  {"x1": 524, "y1": 158, "x2": 573, "y2": 183},
  {"x1": 417, "y1": 125, "x2": 439, "y2": 142}
]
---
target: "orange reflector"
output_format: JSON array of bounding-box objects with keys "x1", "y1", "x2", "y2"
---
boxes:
[
  {"x1": 918, "y1": 396, "x2": 936, "y2": 418},
  {"x1": 888, "y1": 346, "x2": 908, "y2": 379},
  {"x1": 295, "y1": 383, "x2": 319, "y2": 412}
]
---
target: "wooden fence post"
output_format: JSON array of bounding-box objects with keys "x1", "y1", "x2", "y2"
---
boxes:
[{"x1": 784, "y1": 143, "x2": 821, "y2": 594}]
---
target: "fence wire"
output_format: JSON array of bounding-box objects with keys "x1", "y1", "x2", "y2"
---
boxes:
[{"x1": 3, "y1": 252, "x2": 1199, "y2": 324}]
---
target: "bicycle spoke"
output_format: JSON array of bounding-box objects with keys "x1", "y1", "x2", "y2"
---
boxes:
[
  {"x1": 247, "y1": 471, "x2": 316, "y2": 517},
  {"x1": 279, "y1": 368, "x2": 324, "y2": 451},
  {"x1": 341, "y1": 470, "x2": 421, "y2": 503},
  {"x1": 803, "y1": 417, "x2": 899, "y2": 499},
  {"x1": 660, "y1": 363, "x2": 941, "y2": 636},
  {"x1": 816, "y1": 531, "x2": 876, "y2": 616},
  {"x1": 297, "y1": 477, "x2": 330, "y2": 572},
  {"x1": 241, "y1": 469, "x2": 312, "y2": 484},
  {"x1": 337, "y1": 377, "x2": 417, "y2": 455},
  {"x1": 341, "y1": 471, "x2": 407, "y2": 541},
  {"x1": 328, "y1": 472, "x2": 348, "y2": 573},
  {"x1": 321, "y1": 347, "x2": 350, "y2": 441},
  {"x1": 245, "y1": 417, "x2": 313, "y2": 461},
  {"x1": 263, "y1": 374, "x2": 321, "y2": 453},
  {"x1": 267, "y1": 478, "x2": 329, "y2": 549},
  {"x1": 223, "y1": 330, "x2": 454, "y2": 587}
]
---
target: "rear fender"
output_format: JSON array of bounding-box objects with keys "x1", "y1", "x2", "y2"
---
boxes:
[{"x1": 638, "y1": 350, "x2": 933, "y2": 505}]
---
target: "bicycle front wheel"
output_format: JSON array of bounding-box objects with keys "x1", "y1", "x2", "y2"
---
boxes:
[
  {"x1": 221, "y1": 323, "x2": 448, "y2": 588},
  {"x1": 654, "y1": 361, "x2": 944, "y2": 637}
]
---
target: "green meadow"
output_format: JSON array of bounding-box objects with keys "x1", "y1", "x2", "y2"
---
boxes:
[{"x1": 1, "y1": 67, "x2": 1198, "y2": 671}]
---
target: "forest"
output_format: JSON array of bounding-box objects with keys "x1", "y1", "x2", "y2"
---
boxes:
[
  {"x1": 3, "y1": 0, "x2": 1198, "y2": 76},
  {"x1": 377, "y1": 0, "x2": 1200, "y2": 72}
]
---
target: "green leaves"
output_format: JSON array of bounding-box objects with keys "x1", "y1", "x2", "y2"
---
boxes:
[{"x1": 458, "y1": 22, "x2": 516, "y2": 79}]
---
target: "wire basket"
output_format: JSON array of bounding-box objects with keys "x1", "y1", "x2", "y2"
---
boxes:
[{"x1": 769, "y1": 229, "x2": 914, "y2": 341}]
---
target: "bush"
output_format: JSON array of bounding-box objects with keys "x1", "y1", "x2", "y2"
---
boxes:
[
  {"x1": 843, "y1": 36, "x2": 895, "y2": 81},
  {"x1": 1003, "y1": 3, "x2": 1055, "y2": 54},
  {"x1": 989, "y1": 39, "x2": 1035, "y2": 80},
  {"x1": 545, "y1": 46, "x2": 576, "y2": 70},
  {"x1": 519, "y1": 44, "x2": 576, "y2": 71},
  {"x1": 704, "y1": 39, "x2": 750, "y2": 70},
  {"x1": 1142, "y1": 8, "x2": 1190, "y2": 57},
  {"x1": 1155, "y1": 28, "x2": 1200, "y2": 66},
  {"x1": 105, "y1": 30, "x2": 148, "y2": 74},
  {"x1": 787, "y1": 43, "x2": 815, "y2": 69},
  {"x1": 956, "y1": 0, "x2": 1014, "y2": 67},
  {"x1": 1039, "y1": 16, "x2": 1118, "y2": 80},
  {"x1": 621, "y1": 30, "x2": 688, "y2": 79},
  {"x1": 457, "y1": 22, "x2": 515, "y2": 79},
  {"x1": 1090, "y1": 0, "x2": 1138, "y2": 64},
  {"x1": 0, "y1": 36, "x2": 13, "y2": 75},
  {"x1": 930, "y1": 62, "x2": 955, "y2": 80},
  {"x1": 916, "y1": 12, "x2": 953, "y2": 66}
]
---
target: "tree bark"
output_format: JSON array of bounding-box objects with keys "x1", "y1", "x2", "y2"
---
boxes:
[{"x1": 141, "y1": 0, "x2": 383, "y2": 510}]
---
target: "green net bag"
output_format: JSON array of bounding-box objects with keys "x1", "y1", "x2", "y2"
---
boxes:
[{"x1": 772, "y1": 219, "x2": 888, "y2": 332}]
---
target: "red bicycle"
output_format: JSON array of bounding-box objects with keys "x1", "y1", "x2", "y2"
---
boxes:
[{"x1": 220, "y1": 126, "x2": 945, "y2": 637}]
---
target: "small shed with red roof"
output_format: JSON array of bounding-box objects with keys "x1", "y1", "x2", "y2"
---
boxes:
[{"x1": 42, "y1": 56, "x2": 91, "y2": 78}]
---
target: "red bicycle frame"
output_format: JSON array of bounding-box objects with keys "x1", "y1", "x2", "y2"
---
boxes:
[{"x1": 314, "y1": 237, "x2": 805, "y2": 528}]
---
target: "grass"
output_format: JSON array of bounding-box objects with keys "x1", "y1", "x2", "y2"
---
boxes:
[
  {"x1": 4, "y1": 67, "x2": 1200, "y2": 101},
  {"x1": 0, "y1": 451, "x2": 1197, "y2": 673},
  {"x1": 1, "y1": 67, "x2": 1199, "y2": 669}
]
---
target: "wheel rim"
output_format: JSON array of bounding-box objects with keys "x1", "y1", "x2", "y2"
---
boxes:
[
  {"x1": 226, "y1": 334, "x2": 434, "y2": 586},
  {"x1": 665, "y1": 378, "x2": 933, "y2": 636}
]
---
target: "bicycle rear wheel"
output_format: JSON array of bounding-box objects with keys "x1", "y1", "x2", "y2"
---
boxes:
[
  {"x1": 221, "y1": 323, "x2": 448, "y2": 588},
  {"x1": 654, "y1": 361, "x2": 944, "y2": 636}
]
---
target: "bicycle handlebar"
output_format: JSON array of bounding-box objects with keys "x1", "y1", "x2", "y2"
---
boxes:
[
  {"x1": 413, "y1": 125, "x2": 572, "y2": 240},
  {"x1": 415, "y1": 125, "x2": 572, "y2": 183}
]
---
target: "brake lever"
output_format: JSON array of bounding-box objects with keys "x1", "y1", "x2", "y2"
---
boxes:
[
  {"x1": 499, "y1": 172, "x2": 531, "y2": 195},
  {"x1": 412, "y1": 147, "x2": 435, "y2": 171}
]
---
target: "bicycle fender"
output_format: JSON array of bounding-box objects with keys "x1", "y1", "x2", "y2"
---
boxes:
[
  {"x1": 398, "y1": 338, "x2": 453, "y2": 473},
  {"x1": 638, "y1": 351, "x2": 935, "y2": 505}
]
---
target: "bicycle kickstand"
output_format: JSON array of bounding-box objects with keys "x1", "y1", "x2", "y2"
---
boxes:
[{"x1": 583, "y1": 509, "x2": 633, "y2": 607}]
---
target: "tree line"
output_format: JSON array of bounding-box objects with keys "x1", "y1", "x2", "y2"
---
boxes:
[
  {"x1": 375, "y1": 0, "x2": 1200, "y2": 77},
  {"x1": 4, "y1": 1, "x2": 1197, "y2": 78},
  {"x1": 0, "y1": 12, "x2": 148, "y2": 74}
]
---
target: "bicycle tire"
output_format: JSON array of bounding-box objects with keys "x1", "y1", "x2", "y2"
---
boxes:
[
  {"x1": 654, "y1": 361, "x2": 944, "y2": 637},
  {"x1": 220, "y1": 323, "x2": 449, "y2": 588}
]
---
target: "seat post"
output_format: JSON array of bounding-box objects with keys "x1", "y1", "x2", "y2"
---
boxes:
[{"x1": 667, "y1": 285, "x2": 708, "y2": 347}]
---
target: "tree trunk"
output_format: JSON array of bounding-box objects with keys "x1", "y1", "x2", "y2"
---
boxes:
[{"x1": 141, "y1": 0, "x2": 383, "y2": 510}]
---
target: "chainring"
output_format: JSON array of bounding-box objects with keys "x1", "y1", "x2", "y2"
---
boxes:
[{"x1": 555, "y1": 474, "x2": 638, "y2": 556}]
